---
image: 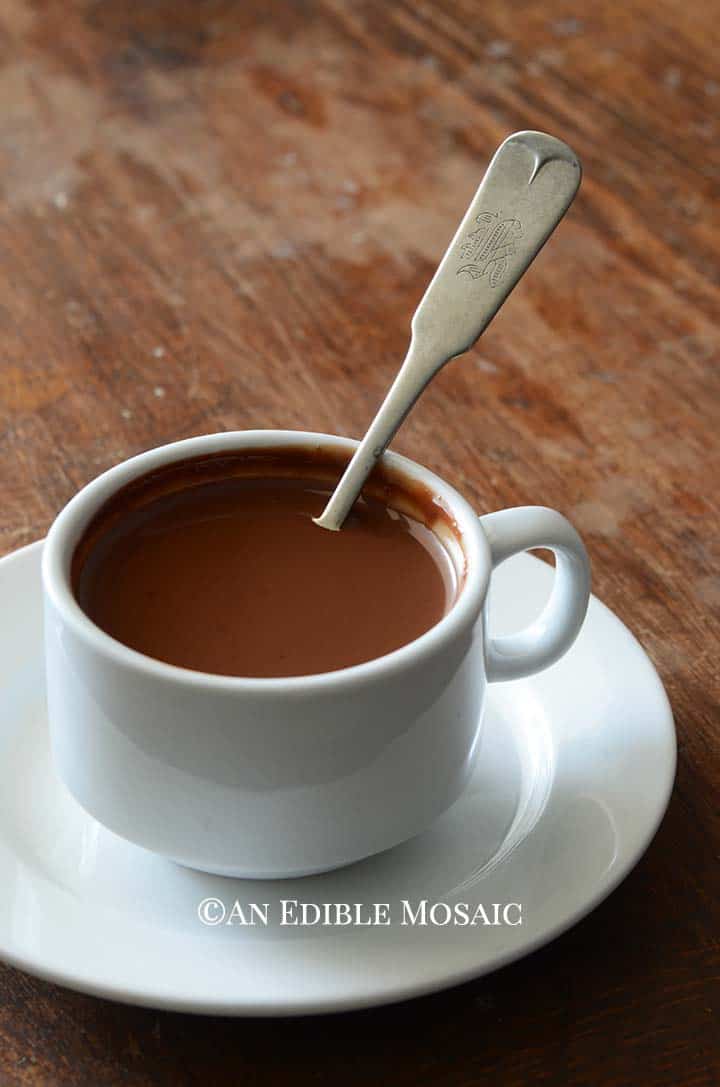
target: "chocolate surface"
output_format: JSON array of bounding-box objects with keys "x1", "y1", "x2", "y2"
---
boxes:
[{"x1": 72, "y1": 449, "x2": 459, "y2": 677}]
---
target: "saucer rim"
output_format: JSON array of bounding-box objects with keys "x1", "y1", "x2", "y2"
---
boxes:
[{"x1": 0, "y1": 540, "x2": 676, "y2": 1016}]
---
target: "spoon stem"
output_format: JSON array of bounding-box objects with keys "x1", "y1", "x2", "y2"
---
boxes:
[{"x1": 313, "y1": 342, "x2": 434, "y2": 530}]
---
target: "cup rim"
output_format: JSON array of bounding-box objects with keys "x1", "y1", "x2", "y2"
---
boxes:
[{"x1": 42, "y1": 430, "x2": 491, "y2": 692}]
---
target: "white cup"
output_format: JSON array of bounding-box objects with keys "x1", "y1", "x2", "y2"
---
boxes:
[{"x1": 42, "y1": 430, "x2": 590, "y2": 878}]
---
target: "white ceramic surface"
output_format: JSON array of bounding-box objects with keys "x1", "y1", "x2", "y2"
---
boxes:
[
  {"x1": 0, "y1": 541, "x2": 674, "y2": 1015},
  {"x1": 41, "y1": 430, "x2": 590, "y2": 878}
]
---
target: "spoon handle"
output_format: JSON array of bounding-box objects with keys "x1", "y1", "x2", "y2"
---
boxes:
[{"x1": 314, "y1": 130, "x2": 582, "y2": 531}]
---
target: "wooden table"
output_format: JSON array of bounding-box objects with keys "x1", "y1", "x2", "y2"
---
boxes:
[{"x1": 1, "y1": 1, "x2": 718, "y2": 1083}]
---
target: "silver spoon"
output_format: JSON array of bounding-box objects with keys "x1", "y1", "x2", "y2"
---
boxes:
[{"x1": 314, "y1": 130, "x2": 582, "y2": 531}]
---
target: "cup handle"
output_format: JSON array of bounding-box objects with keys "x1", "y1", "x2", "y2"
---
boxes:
[{"x1": 479, "y1": 506, "x2": 591, "y2": 682}]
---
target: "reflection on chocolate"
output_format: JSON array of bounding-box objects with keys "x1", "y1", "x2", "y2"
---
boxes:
[{"x1": 72, "y1": 449, "x2": 461, "y2": 678}]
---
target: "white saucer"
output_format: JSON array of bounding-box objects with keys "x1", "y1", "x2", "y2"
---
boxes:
[{"x1": 0, "y1": 541, "x2": 675, "y2": 1016}]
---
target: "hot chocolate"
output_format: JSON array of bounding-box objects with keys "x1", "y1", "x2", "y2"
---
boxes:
[{"x1": 71, "y1": 449, "x2": 459, "y2": 677}]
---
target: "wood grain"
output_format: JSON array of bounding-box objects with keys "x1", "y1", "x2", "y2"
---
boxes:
[{"x1": 0, "y1": 1, "x2": 718, "y2": 1084}]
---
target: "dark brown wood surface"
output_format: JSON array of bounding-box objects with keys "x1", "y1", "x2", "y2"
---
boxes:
[{"x1": 1, "y1": 1, "x2": 718, "y2": 1084}]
